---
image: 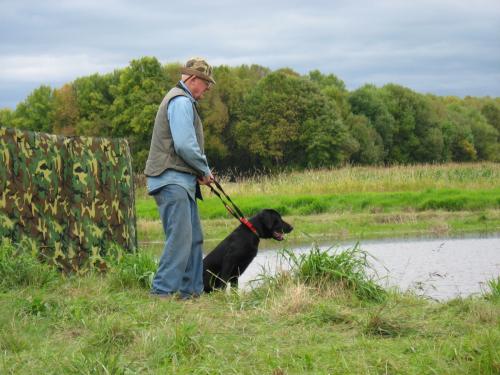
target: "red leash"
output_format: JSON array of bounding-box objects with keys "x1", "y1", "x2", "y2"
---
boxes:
[{"x1": 207, "y1": 180, "x2": 259, "y2": 237}]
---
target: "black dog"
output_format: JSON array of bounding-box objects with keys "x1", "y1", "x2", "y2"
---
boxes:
[{"x1": 203, "y1": 209, "x2": 293, "y2": 292}]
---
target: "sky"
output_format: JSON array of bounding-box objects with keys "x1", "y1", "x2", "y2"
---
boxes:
[{"x1": 1, "y1": 0, "x2": 499, "y2": 109}]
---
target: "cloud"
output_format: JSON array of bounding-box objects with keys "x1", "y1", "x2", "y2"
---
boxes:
[
  {"x1": 1, "y1": 0, "x2": 499, "y2": 108},
  {"x1": 0, "y1": 54, "x2": 122, "y2": 82}
]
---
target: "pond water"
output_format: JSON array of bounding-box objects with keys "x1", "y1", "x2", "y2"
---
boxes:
[{"x1": 237, "y1": 234, "x2": 500, "y2": 300}]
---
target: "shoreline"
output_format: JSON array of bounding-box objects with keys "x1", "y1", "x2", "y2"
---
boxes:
[{"x1": 137, "y1": 209, "x2": 500, "y2": 252}]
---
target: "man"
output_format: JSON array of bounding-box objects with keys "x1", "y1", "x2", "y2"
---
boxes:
[{"x1": 144, "y1": 57, "x2": 215, "y2": 299}]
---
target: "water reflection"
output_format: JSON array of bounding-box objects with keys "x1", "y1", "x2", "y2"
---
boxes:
[{"x1": 240, "y1": 235, "x2": 500, "y2": 300}]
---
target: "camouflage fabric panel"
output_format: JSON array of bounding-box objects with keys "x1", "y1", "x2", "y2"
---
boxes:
[{"x1": 0, "y1": 127, "x2": 137, "y2": 272}]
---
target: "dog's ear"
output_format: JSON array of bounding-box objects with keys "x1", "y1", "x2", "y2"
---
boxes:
[
  {"x1": 260, "y1": 209, "x2": 275, "y2": 231},
  {"x1": 261, "y1": 209, "x2": 282, "y2": 231}
]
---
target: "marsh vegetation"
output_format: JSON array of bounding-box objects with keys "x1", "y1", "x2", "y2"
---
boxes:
[{"x1": 136, "y1": 163, "x2": 500, "y2": 245}]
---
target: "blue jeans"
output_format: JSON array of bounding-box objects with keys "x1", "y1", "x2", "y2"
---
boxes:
[{"x1": 151, "y1": 184, "x2": 204, "y2": 298}]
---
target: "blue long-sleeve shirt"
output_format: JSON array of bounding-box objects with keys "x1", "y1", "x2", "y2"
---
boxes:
[{"x1": 147, "y1": 81, "x2": 211, "y2": 200}]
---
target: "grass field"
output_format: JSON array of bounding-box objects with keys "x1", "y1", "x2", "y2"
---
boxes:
[
  {"x1": 1, "y1": 241, "x2": 499, "y2": 374},
  {"x1": 2, "y1": 163, "x2": 500, "y2": 374},
  {"x1": 136, "y1": 163, "x2": 500, "y2": 247}
]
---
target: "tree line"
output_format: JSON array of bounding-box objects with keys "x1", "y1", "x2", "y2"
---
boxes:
[{"x1": 1, "y1": 56, "x2": 499, "y2": 174}]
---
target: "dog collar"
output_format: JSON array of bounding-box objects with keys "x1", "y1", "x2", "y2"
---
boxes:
[{"x1": 239, "y1": 217, "x2": 259, "y2": 237}]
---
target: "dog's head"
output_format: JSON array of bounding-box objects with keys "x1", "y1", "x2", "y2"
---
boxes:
[{"x1": 253, "y1": 209, "x2": 293, "y2": 241}]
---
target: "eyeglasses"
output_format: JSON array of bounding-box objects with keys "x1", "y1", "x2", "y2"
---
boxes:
[
  {"x1": 199, "y1": 77, "x2": 213, "y2": 89},
  {"x1": 186, "y1": 75, "x2": 213, "y2": 90}
]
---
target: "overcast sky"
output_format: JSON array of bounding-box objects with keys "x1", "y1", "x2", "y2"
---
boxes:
[{"x1": 1, "y1": 0, "x2": 499, "y2": 109}]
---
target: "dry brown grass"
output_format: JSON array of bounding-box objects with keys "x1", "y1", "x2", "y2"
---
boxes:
[
  {"x1": 135, "y1": 162, "x2": 500, "y2": 198},
  {"x1": 269, "y1": 282, "x2": 315, "y2": 316},
  {"x1": 212, "y1": 162, "x2": 500, "y2": 196}
]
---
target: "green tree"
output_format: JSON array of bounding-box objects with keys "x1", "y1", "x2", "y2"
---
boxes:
[
  {"x1": 470, "y1": 115, "x2": 499, "y2": 160},
  {"x1": 347, "y1": 114, "x2": 384, "y2": 165},
  {"x1": 12, "y1": 85, "x2": 54, "y2": 132},
  {"x1": 199, "y1": 89, "x2": 230, "y2": 163},
  {"x1": 73, "y1": 72, "x2": 119, "y2": 137},
  {"x1": 199, "y1": 64, "x2": 269, "y2": 171},
  {"x1": 235, "y1": 70, "x2": 353, "y2": 169},
  {"x1": 384, "y1": 97, "x2": 413, "y2": 161},
  {"x1": 0, "y1": 109, "x2": 14, "y2": 128},
  {"x1": 349, "y1": 85, "x2": 395, "y2": 162},
  {"x1": 301, "y1": 115, "x2": 358, "y2": 168},
  {"x1": 480, "y1": 101, "x2": 500, "y2": 160},
  {"x1": 109, "y1": 57, "x2": 172, "y2": 171},
  {"x1": 481, "y1": 101, "x2": 500, "y2": 136},
  {"x1": 5, "y1": 58, "x2": 499, "y2": 171},
  {"x1": 382, "y1": 84, "x2": 443, "y2": 163},
  {"x1": 308, "y1": 70, "x2": 351, "y2": 120},
  {"x1": 442, "y1": 103, "x2": 478, "y2": 161},
  {"x1": 163, "y1": 62, "x2": 183, "y2": 84}
]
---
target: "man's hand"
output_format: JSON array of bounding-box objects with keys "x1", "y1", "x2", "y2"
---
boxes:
[{"x1": 198, "y1": 173, "x2": 214, "y2": 185}]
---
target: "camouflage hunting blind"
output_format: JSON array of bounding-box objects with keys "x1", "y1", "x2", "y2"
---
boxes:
[{"x1": 0, "y1": 127, "x2": 138, "y2": 272}]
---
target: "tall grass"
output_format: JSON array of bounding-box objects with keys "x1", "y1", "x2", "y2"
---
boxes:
[
  {"x1": 202, "y1": 162, "x2": 500, "y2": 196},
  {"x1": 0, "y1": 240, "x2": 60, "y2": 291},
  {"x1": 135, "y1": 163, "x2": 500, "y2": 221},
  {"x1": 484, "y1": 276, "x2": 500, "y2": 300},
  {"x1": 274, "y1": 244, "x2": 387, "y2": 302},
  {"x1": 135, "y1": 163, "x2": 500, "y2": 245},
  {"x1": 135, "y1": 162, "x2": 500, "y2": 199},
  {"x1": 107, "y1": 251, "x2": 157, "y2": 290},
  {"x1": 0, "y1": 237, "x2": 159, "y2": 292}
]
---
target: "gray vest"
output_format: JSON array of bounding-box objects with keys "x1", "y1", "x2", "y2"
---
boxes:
[{"x1": 144, "y1": 86, "x2": 205, "y2": 177}]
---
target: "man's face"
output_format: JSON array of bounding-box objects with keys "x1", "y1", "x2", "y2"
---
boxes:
[{"x1": 188, "y1": 76, "x2": 212, "y2": 100}]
